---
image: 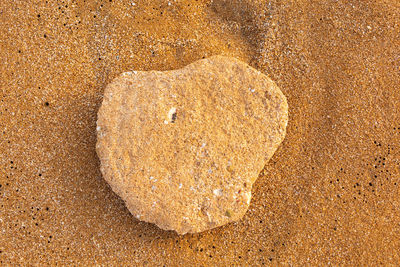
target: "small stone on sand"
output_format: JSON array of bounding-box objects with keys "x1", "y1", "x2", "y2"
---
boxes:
[{"x1": 96, "y1": 55, "x2": 288, "y2": 234}]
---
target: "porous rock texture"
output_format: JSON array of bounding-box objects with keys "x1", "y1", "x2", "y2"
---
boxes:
[{"x1": 96, "y1": 56, "x2": 288, "y2": 234}]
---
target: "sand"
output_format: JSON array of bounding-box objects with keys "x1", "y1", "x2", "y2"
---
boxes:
[{"x1": 1, "y1": 0, "x2": 399, "y2": 265}]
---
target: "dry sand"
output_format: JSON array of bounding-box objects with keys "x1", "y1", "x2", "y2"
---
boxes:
[{"x1": 1, "y1": 0, "x2": 400, "y2": 265}]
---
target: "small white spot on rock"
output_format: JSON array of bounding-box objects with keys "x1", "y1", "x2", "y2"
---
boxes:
[
  {"x1": 249, "y1": 87, "x2": 255, "y2": 93},
  {"x1": 208, "y1": 169, "x2": 213, "y2": 174},
  {"x1": 245, "y1": 191, "x2": 251, "y2": 204},
  {"x1": 201, "y1": 142, "x2": 206, "y2": 148},
  {"x1": 168, "y1": 107, "x2": 176, "y2": 115},
  {"x1": 151, "y1": 185, "x2": 156, "y2": 191},
  {"x1": 164, "y1": 120, "x2": 168, "y2": 124},
  {"x1": 168, "y1": 107, "x2": 177, "y2": 123},
  {"x1": 96, "y1": 126, "x2": 101, "y2": 131},
  {"x1": 213, "y1": 189, "x2": 223, "y2": 196},
  {"x1": 179, "y1": 183, "x2": 182, "y2": 189},
  {"x1": 149, "y1": 176, "x2": 154, "y2": 180}
]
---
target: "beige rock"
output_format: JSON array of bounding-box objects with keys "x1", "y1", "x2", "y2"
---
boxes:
[{"x1": 96, "y1": 56, "x2": 288, "y2": 234}]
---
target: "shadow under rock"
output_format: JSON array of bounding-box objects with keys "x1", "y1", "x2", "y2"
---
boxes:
[{"x1": 210, "y1": 0, "x2": 270, "y2": 66}]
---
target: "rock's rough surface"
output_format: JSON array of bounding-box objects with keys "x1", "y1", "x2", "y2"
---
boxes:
[{"x1": 96, "y1": 56, "x2": 288, "y2": 234}]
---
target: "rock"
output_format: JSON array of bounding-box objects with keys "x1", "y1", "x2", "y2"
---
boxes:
[{"x1": 96, "y1": 55, "x2": 288, "y2": 234}]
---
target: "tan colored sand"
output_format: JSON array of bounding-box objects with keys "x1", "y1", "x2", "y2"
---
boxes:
[{"x1": 1, "y1": 0, "x2": 400, "y2": 265}]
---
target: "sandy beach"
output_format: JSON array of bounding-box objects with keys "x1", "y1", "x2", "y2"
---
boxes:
[{"x1": 1, "y1": 0, "x2": 399, "y2": 265}]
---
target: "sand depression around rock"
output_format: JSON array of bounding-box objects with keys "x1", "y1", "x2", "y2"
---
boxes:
[{"x1": 96, "y1": 56, "x2": 288, "y2": 234}]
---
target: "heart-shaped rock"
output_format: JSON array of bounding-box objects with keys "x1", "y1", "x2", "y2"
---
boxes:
[{"x1": 96, "y1": 56, "x2": 288, "y2": 234}]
